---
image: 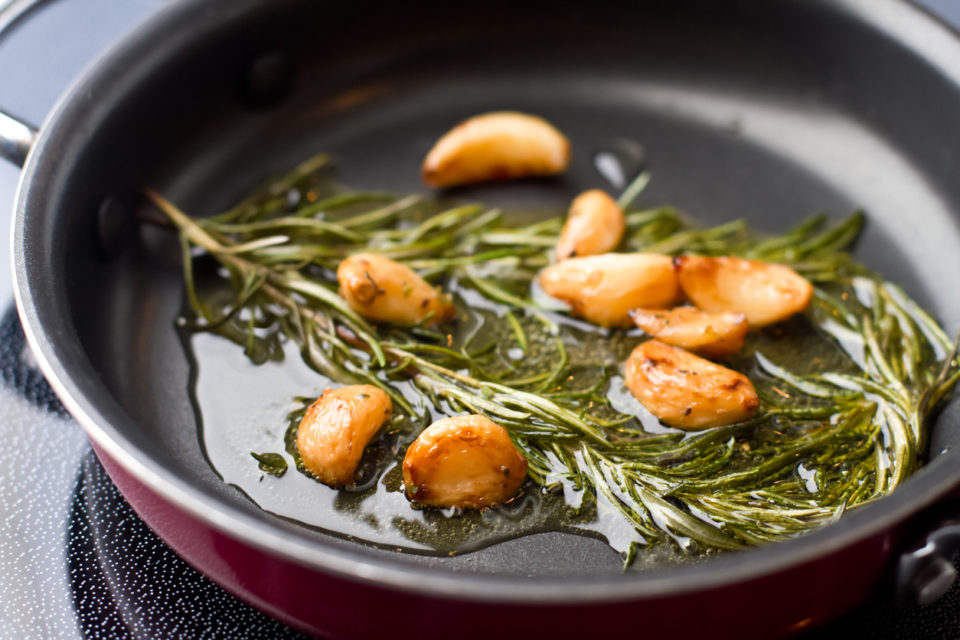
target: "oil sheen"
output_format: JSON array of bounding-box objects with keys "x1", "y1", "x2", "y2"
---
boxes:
[{"x1": 186, "y1": 278, "x2": 851, "y2": 565}]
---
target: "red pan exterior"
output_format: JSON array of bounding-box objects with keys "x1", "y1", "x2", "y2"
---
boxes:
[{"x1": 94, "y1": 442, "x2": 900, "y2": 639}]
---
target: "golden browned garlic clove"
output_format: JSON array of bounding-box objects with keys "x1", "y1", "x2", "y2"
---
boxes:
[
  {"x1": 296, "y1": 385, "x2": 392, "y2": 487},
  {"x1": 624, "y1": 340, "x2": 759, "y2": 429},
  {"x1": 337, "y1": 253, "x2": 454, "y2": 326},
  {"x1": 674, "y1": 255, "x2": 813, "y2": 328},
  {"x1": 402, "y1": 414, "x2": 527, "y2": 509},
  {"x1": 539, "y1": 253, "x2": 680, "y2": 327},
  {"x1": 629, "y1": 306, "x2": 748, "y2": 358},
  {"x1": 421, "y1": 111, "x2": 570, "y2": 188},
  {"x1": 555, "y1": 190, "x2": 625, "y2": 261}
]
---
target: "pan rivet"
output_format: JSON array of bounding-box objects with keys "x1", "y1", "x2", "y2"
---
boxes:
[
  {"x1": 241, "y1": 51, "x2": 292, "y2": 109},
  {"x1": 592, "y1": 139, "x2": 646, "y2": 190},
  {"x1": 896, "y1": 521, "x2": 960, "y2": 607},
  {"x1": 97, "y1": 196, "x2": 130, "y2": 258}
]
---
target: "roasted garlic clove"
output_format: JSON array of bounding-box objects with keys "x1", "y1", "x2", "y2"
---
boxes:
[
  {"x1": 555, "y1": 190, "x2": 625, "y2": 261},
  {"x1": 625, "y1": 340, "x2": 759, "y2": 429},
  {"x1": 402, "y1": 414, "x2": 527, "y2": 509},
  {"x1": 674, "y1": 255, "x2": 813, "y2": 328},
  {"x1": 629, "y1": 306, "x2": 748, "y2": 358},
  {"x1": 421, "y1": 111, "x2": 570, "y2": 188},
  {"x1": 338, "y1": 253, "x2": 455, "y2": 326},
  {"x1": 539, "y1": 253, "x2": 680, "y2": 327},
  {"x1": 296, "y1": 385, "x2": 392, "y2": 487}
]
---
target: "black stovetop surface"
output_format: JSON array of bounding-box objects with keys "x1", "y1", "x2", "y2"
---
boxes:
[{"x1": 4, "y1": 2, "x2": 960, "y2": 638}]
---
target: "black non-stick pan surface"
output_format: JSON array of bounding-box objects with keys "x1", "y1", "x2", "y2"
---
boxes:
[{"x1": 14, "y1": 0, "x2": 960, "y2": 636}]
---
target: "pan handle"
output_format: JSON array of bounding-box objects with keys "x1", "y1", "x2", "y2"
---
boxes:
[
  {"x1": 0, "y1": 0, "x2": 48, "y2": 167},
  {"x1": 896, "y1": 516, "x2": 960, "y2": 606},
  {"x1": 0, "y1": 110, "x2": 37, "y2": 168}
]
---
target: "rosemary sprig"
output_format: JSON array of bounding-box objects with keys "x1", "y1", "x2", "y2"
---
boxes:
[{"x1": 147, "y1": 154, "x2": 960, "y2": 563}]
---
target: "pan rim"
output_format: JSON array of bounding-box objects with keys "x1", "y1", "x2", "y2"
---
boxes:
[{"x1": 12, "y1": 0, "x2": 960, "y2": 604}]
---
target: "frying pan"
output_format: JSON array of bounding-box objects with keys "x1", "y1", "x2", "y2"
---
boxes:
[{"x1": 7, "y1": 0, "x2": 960, "y2": 637}]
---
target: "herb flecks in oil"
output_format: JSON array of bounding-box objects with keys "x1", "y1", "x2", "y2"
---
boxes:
[{"x1": 251, "y1": 452, "x2": 288, "y2": 478}]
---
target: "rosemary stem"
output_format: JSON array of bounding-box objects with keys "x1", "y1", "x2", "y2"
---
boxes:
[{"x1": 151, "y1": 164, "x2": 960, "y2": 560}]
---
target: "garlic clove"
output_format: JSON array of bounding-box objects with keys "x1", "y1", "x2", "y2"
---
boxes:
[
  {"x1": 629, "y1": 306, "x2": 748, "y2": 357},
  {"x1": 338, "y1": 253, "x2": 454, "y2": 326},
  {"x1": 555, "y1": 189, "x2": 626, "y2": 261},
  {"x1": 422, "y1": 111, "x2": 570, "y2": 188},
  {"x1": 402, "y1": 414, "x2": 527, "y2": 509},
  {"x1": 539, "y1": 253, "x2": 680, "y2": 327},
  {"x1": 296, "y1": 385, "x2": 392, "y2": 487},
  {"x1": 624, "y1": 340, "x2": 759, "y2": 429},
  {"x1": 675, "y1": 255, "x2": 813, "y2": 328}
]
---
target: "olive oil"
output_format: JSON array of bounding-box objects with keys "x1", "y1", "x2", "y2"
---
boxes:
[
  {"x1": 186, "y1": 275, "x2": 859, "y2": 563},
  {"x1": 152, "y1": 155, "x2": 958, "y2": 565}
]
